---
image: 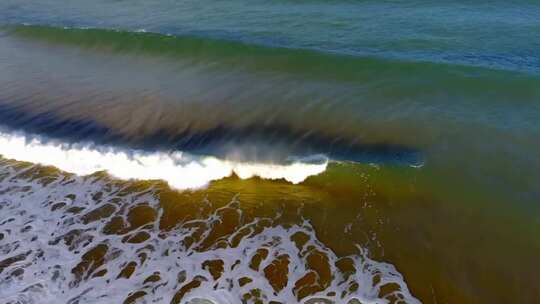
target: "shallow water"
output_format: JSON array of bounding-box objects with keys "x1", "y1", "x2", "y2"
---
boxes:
[{"x1": 0, "y1": 1, "x2": 539, "y2": 303}]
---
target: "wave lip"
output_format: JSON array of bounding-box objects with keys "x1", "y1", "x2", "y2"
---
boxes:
[{"x1": 0, "y1": 129, "x2": 328, "y2": 189}]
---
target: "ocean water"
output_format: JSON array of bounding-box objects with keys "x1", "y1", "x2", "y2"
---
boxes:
[{"x1": 0, "y1": 1, "x2": 539, "y2": 303}]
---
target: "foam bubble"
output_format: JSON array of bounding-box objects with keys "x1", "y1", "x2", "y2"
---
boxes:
[
  {"x1": 0, "y1": 161, "x2": 420, "y2": 304},
  {"x1": 0, "y1": 129, "x2": 327, "y2": 190}
]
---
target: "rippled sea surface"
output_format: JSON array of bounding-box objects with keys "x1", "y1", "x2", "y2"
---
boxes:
[{"x1": 0, "y1": 1, "x2": 539, "y2": 303}]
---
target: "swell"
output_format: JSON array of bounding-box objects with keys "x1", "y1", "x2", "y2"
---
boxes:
[
  {"x1": 4, "y1": 24, "x2": 539, "y2": 114},
  {"x1": 1, "y1": 24, "x2": 539, "y2": 180},
  {"x1": 5, "y1": 24, "x2": 540, "y2": 82}
]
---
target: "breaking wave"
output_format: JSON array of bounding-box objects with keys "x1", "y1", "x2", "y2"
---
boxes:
[{"x1": 0, "y1": 129, "x2": 328, "y2": 190}]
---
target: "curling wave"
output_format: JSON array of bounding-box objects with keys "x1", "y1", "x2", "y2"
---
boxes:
[{"x1": 0, "y1": 129, "x2": 328, "y2": 190}]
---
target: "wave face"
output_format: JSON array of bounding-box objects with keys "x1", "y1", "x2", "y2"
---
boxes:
[
  {"x1": 0, "y1": 26, "x2": 538, "y2": 167},
  {"x1": 0, "y1": 25, "x2": 438, "y2": 166}
]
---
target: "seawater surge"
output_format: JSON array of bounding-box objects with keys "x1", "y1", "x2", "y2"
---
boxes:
[{"x1": 0, "y1": 3, "x2": 539, "y2": 302}]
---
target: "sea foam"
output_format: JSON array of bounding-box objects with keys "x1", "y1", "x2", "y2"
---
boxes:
[{"x1": 0, "y1": 161, "x2": 420, "y2": 303}]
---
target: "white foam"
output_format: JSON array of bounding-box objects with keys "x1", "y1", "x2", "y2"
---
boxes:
[
  {"x1": 0, "y1": 163, "x2": 421, "y2": 304},
  {"x1": 0, "y1": 130, "x2": 327, "y2": 190}
]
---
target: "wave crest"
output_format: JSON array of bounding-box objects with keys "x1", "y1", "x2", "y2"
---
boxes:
[{"x1": 0, "y1": 130, "x2": 327, "y2": 189}]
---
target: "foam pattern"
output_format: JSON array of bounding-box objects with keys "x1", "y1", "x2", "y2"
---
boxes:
[{"x1": 0, "y1": 159, "x2": 420, "y2": 304}]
